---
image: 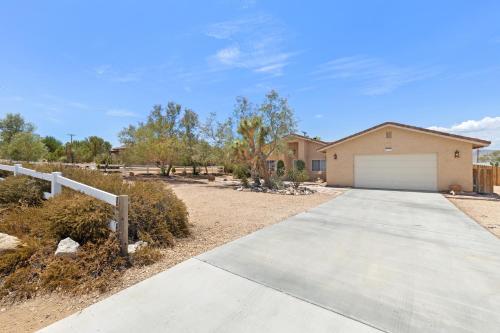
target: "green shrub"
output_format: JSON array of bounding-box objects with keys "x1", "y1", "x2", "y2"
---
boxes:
[
  {"x1": 233, "y1": 165, "x2": 250, "y2": 179},
  {"x1": 270, "y1": 174, "x2": 284, "y2": 189},
  {"x1": 240, "y1": 175, "x2": 249, "y2": 188},
  {"x1": 295, "y1": 159, "x2": 306, "y2": 171},
  {"x1": 0, "y1": 176, "x2": 44, "y2": 207},
  {"x1": 276, "y1": 160, "x2": 285, "y2": 177},
  {"x1": 287, "y1": 169, "x2": 309, "y2": 189},
  {"x1": 45, "y1": 194, "x2": 113, "y2": 244}
]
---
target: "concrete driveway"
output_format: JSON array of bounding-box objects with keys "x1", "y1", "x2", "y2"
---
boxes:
[{"x1": 41, "y1": 189, "x2": 500, "y2": 333}]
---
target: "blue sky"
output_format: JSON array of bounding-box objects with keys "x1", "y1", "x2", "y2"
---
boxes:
[{"x1": 1, "y1": 0, "x2": 499, "y2": 147}]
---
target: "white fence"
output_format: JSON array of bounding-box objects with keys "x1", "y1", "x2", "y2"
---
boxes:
[{"x1": 0, "y1": 163, "x2": 129, "y2": 255}]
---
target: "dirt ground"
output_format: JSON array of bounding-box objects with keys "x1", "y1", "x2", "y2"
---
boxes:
[
  {"x1": 0, "y1": 177, "x2": 342, "y2": 333},
  {"x1": 448, "y1": 193, "x2": 500, "y2": 238}
]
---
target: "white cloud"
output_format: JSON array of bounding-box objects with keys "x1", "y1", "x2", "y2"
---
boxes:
[
  {"x1": 313, "y1": 55, "x2": 440, "y2": 95},
  {"x1": 428, "y1": 116, "x2": 500, "y2": 149},
  {"x1": 206, "y1": 15, "x2": 294, "y2": 76},
  {"x1": 105, "y1": 109, "x2": 138, "y2": 117},
  {"x1": 314, "y1": 114, "x2": 323, "y2": 119}
]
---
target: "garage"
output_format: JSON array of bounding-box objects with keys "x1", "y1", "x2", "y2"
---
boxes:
[
  {"x1": 318, "y1": 122, "x2": 491, "y2": 192},
  {"x1": 354, "y1": 154, "x2": 437, "y2": 191}
]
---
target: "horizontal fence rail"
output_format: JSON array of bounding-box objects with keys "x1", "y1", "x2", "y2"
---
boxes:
[{"x1": 0, "y1": 163, "x2": 128, "y2": 255}]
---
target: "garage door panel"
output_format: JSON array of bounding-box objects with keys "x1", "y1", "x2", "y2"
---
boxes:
[{"x1": 354, "y1": 154, "x2": 437, "y2": 191}]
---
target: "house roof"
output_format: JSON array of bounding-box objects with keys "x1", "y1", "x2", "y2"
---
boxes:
[
  {"x1": 317, "y1": 122, "x2": 491, "y2": 151},
  {"x1": 285, "y1": 133, "x2": 329, "y2": 145}
]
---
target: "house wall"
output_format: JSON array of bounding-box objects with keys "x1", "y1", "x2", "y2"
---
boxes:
[{"x1": 323, "y1": 125, "x2": 474, "y2": 191}]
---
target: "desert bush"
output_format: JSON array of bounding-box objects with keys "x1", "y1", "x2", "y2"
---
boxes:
[
  {"x1": 130, "y1": 246, "x2": 163, "y2": 267},
  {"x1": 270, "y1": 174, "x2": 284, "y2": 189},
  {"x1": 287, "y1": 169, "x2": 309, "y2": 189},
  {"x1": 0, "y1": 176, "x2": 44, "y2": 207},
  {"x1": 232, "y1": 164, "x2": 250, "y2": 179},
  {"x1": 240, "y1": 175, "x2": 249, "y2": 188},
  {"x1": 127, "y1": 181, "x2": 189, "y2": 246},
  {"x1": 0, "y1": 169, "x2": 11, "y2": 178},
  {"x1": 45, "y1": 194, "x2": 113, "y2": 244}
]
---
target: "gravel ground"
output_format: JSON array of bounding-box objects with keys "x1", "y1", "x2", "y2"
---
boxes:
[
  {"x1": 448, "y1": 195, "x2": 500, "y2": 238},
  {"x1": 0, "y1": 177, "x2": 342, "y2": 333}
]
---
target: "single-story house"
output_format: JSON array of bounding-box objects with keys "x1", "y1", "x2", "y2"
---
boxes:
[{"x1": 317, "y1": 122, "x2": 490, "y2": 192}]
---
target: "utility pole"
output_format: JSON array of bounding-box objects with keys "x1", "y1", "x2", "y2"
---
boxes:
[{"x1": 67, "y1": 133, "x2": 76, "y2": 164}]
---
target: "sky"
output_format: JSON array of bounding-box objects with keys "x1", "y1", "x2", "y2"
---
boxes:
[{"x1": 0, "y1": 0, "x2": 499, "y2": 148}]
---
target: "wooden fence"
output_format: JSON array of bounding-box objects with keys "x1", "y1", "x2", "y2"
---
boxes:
[
  {"x1": 0, "y1": 164, "x2": 128, "y2": 255},
  {"x1": 473, "y1": 164, "x2": 499, "y2": 194}
]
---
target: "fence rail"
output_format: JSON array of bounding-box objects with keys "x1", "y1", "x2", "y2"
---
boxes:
[{"x1": 0, "y1": 163, "x2": 129, "y2": 255}]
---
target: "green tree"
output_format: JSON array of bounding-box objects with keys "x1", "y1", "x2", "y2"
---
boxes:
[
  {"x1": 42, "y1": 136, "x2": 65, "y2": 161},
  {"x1": 180, "y1": 109, "x2": 199, "y2": 174},
  {"x1": 231, "y1": 90, "x2": 297, "y2": 187},
  {"x1": 6, "y1": 132, "x2": 47, "y2": 161},
  {"x1": 119, "y1": 103, "x2": 182, "y2": 176},
  {"x1": 0, "y1": 113, "x2": 35, "y2": 144}
]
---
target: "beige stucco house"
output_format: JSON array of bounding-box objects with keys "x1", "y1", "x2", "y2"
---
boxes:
[
  {"x1": 317, "y1": 122, "x2": 490, "y2": 192},
  {"x1": 267, "y1": 133, "x2": 329, "y2": 181}
]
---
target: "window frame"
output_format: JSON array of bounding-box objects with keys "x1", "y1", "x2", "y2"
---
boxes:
[{"x1": 311, "y1": 159, "x2": 326, "y2": 172}]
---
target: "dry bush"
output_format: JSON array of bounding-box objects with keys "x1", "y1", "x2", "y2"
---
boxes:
[
  {"x1": 127, "y1": 181, "x2": 189, "y2": 246},
  {"x1": 45, "y1": 194, "x2": 113, "y2": 244},
  {"x1": 0, "y1": 176, "x2": 44, "y2": 207},
  {"x1": 130, "y1": 247, "x2": 163, "y2": 267}
]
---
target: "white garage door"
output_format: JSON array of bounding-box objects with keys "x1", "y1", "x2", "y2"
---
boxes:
[{"x1": 354, "y1": 154, "x2": 437, "y2": 191}]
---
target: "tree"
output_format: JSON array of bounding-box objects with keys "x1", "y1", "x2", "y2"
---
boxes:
[
  {"x1": 119, "y1": 103, "x2": 183, "y2": 176},
  {"x1": 201, "y1": 112, "x2": 235, "y2": 170},
  {"x1": 479, "y1": 150, "x2": 500, "y2": 165},
  {"x1": 42, "y1": 136, "x2": 65, "y2": 162},
  {"x1": 0, "y1": 113, "x2": 35, "y2": 144},
  {"x1": 180, "y1": 109, "x2": 200, "y2": 174},
  {"x1": 5, "y1": 132, "x2": 47, "y2": 161},
  {"x1": 194, "y1": 140, "x2": 216, "y2": 174},
  {"x1": 231, "y1": 90, "x2": 297, "y2": 187}
]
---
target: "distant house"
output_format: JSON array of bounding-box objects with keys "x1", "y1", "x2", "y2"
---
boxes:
[
  {"x1": 110, "y1": 146, "x2": 127, "y2": 159},
  {"x1": 267, "y1": 133, "x2": 329, "y2": 181}
]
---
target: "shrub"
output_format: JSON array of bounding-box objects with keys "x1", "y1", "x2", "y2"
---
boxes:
[
  {"x1": 45, "y1": 194, "x2": 113, "y2": 244},
  {"x1": 240, "y1": 175, "x2": 249, "y2": 188},
  {"x1": 0, "y1": 176, "x2": 44, "y2": 207},
  {"x1": 295, "y1": 159, "x2": 306, "y2": 171},
  {"x1": 276, "y1": 160, "x2": 285, "y2": 177},
  {"x1": 287, "y1": 169, "x2": 309, "y2": 189},
  {"x1": 131, "y1": 247, "x2": 163, "y2": 266},
  {"x1": 127, "y1": 181, "x2": 189, "y2": 246},
  {"x1": 270, "y1": 174, "x2": 284, "y2": 189},
  {"x1": 233, "y1": 165, "x2": 250, "y2": 179}
]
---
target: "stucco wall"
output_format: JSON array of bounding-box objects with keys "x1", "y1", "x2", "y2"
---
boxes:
[{"x1": 323, "y1": 126, "x2": 474, "y2": 191}]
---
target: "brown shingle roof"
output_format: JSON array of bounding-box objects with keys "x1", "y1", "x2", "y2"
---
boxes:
[
  {"x1": 318, "y1": 122, "x2": 491, "y2": 151},
  {"x1": 286, "y1": 133, "x2": 329, "y2": 145}
]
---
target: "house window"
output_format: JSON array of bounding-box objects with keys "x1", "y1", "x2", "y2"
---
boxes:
[
  {"x1": 386, "y1": 131, "x2": 392, "y2": 138},
  {"x1": 312, "y1": 160, "x2": 326, "y2": 172},
  {"x1": 266, "y1": 160, "x2": 276, "y2": 172}
]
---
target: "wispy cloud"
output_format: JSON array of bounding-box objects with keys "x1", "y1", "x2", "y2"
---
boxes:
[
  {"x1": 314, "y1": 114, "x2": 324, "y2": 119},
  {"x1": 428, "y1": 116, "x2": 500, "y2": 148},
  {"x1": 105, "y1": 109, "x2": 138, "y2": 118},
  {"x1": 313, "y1": 55, "x2": 440, "y2": 95},
  {"x1": 206, "y1": 15, "x2": 294, "y2": 76},
  {"x1": 93, "y1": 65, "x2": 141, "y2": 83}
]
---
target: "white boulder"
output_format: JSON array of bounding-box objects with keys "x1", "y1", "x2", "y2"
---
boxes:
[
  {"x1": 55, "y1": 237, "x2": 80, "y2": 257},
  {"x1": 128, "y1": 241, "x2": 148, "y2": 254},
  {"x1": 0, "y1": 233, "x2": 21, "y2": 253}
]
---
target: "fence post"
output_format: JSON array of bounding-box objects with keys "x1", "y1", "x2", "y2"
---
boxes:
[
  {"x1": 14, "y1": 163, "x2": 21, "y2": 176},
  {"x1": 116, "y1": 195, "x2": 129, "y2": 256},
  {"x1": 51, "y1": 172, "x2": 62, "y2": 197}
]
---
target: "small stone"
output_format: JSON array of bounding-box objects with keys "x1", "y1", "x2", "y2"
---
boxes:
[
  {"x1": 128, "y1": 241, "x2": 148, "y2": 254},
  {"x1": 0, "y1": 233, "x2": 21, "y2": 253},
  {"x1": 55, "y1": 237, "x2": 80, "y2": 257}
]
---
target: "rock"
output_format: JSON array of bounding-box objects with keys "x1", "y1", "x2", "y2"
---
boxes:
[
  {"x1": 128, "y1": 241, "x2": 148, "y2": 254},
  {"x1": 55, "y1": 237, "x2": 80, "y2": 257},
  {"x1": 0, "y1": 233, "x2": 21, "y2": 253}
]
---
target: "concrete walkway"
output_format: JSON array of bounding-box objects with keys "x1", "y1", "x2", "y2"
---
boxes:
[{"x1": 41, "y1": 189, "x2": 500, "y2": 333}]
